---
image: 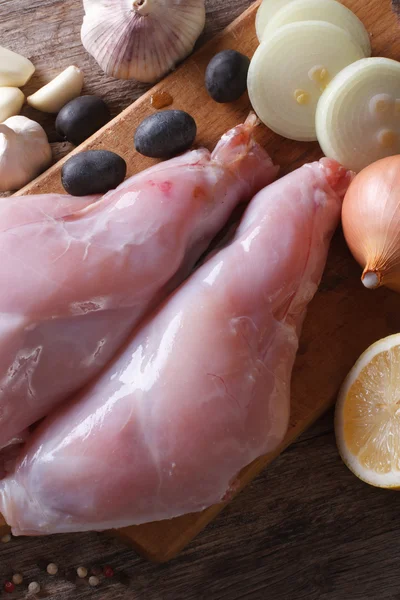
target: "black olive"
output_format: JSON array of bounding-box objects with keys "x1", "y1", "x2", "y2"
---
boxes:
[
  {"x1": 205, "y1": 50, "x2": 250, "y2": 103},
  {"x1": 134, "y1": 110, "x2": 197, "y2": 159},
  {"x1": 56, "y1": 96, "x2": 111, "y2": 146},
  {"x1": 61, "y1": 150, "x2": 127, "y2": 196}
]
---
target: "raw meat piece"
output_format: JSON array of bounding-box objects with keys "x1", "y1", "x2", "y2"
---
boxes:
[
  {"x1": 0, "y1": 158, "x2": 351, "y2": 535},
  {"x1": 0, "y1": 117, "x2": 277, "y2": 449}
]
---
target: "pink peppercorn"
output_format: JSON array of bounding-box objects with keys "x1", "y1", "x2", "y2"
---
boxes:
[
  {"x1": 103, "y1": 566, "x2": 114, "y2": 578},
  {"x1": 4, "y1": 581, "x2": 15, "y2": 593}
]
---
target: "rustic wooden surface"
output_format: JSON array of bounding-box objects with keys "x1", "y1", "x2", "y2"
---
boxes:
[
  {"x1": 1, "y1": 0, "x2": 400, "y2": 596},
  {"x1": 13, "y1": 0, "x2": 400, "y2": 562},
  {"x1": 2, "y1": 412, "x2": 400, "y2": 600},
  {"x1": 0, "y1": 0, "x2": 260, "y2": 171}
]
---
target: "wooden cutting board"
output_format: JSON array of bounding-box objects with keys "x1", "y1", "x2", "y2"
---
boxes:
[{"x1": 4, "y1": 0, "x2": 400, "y2": 562}]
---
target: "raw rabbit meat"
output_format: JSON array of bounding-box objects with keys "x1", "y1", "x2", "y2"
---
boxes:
[
  {"x1": 0, "y1": 117, "x2": 277, "y2": 450},
  {"x1": 0, "y1": 158, "x2": 352, "y2": 535}
]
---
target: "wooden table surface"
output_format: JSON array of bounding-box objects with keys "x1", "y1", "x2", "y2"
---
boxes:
[{"x1": 1, "y1": 0, "x2": 400, "y2": 598}]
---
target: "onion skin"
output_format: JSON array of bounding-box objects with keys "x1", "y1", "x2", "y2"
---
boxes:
[{"x1": 342, "y1": 155, "x2": 400, "y2": 292}]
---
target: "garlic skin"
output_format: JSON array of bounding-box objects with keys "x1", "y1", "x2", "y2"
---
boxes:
[
  {"x1": 0, "y1": 88, "x2": 25, "y2": 122},
  {"x1": 0, "y1": 46, "x2": 35, "y2": 87},
  {"x1": 81, "y1": 0, "x2": 206, "y2": 83},
  {"x1": 342, "y1": 155, "x2": 400, "y2": 293},
  {"x1": 0, "y1": 116, "x2": 52, "y2": 192}
]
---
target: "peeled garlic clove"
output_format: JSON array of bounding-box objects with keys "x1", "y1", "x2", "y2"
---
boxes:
[
  {"x1": 0, "y1": 88, "x2": 25, "y2": 122},
  {"x1": 81, "y1": 0, "x2": 206, "y2": 83},
  {"x1": 0, "y1": 46, "x2": 35, "y2": 87},
  {"x1": 0, "y1": 115, "x2": 52, "y2": 192},
  {"x1": 27, "y1": 66, "x2": 84, "y2": 113}
]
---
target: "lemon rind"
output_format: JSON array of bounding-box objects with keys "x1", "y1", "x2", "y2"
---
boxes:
[{"x1": 335, "y1": 333, "x2": 400, "y2": 488}]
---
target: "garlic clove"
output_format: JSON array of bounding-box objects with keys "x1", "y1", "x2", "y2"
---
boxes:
[
  {"x1": 0, "y1": 115, "x2": 52, "y2": 192},
  {"x1": 27, "y1": 66, "x2": 84, "y2": 113},
  {"x1": 0, "y1": 88, "x2": 25, "y2": 122},
  {"x1": 0, "y1": 46, "x2": 35, "y2": 87},
  {"x1": 81, "y1": 0, "x2": 206, "y2": 83}
]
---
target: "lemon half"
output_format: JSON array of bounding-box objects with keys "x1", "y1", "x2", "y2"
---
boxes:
[{"x1": 335, "y1": 334, "x2": 400, "y2": 488}]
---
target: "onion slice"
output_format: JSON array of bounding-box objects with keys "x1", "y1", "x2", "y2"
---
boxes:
[
  {"x1": 248, "y1": 21, "x2": 364, "y2": 142},
  {"x1": 255, "y1": 0, "x2": 293, "y2": 41},
  {"x1": 262, "y1": 0, "x2": 371, "y2": 58},
  {"x1": 316, "y1": 57, "x2": 400, "y2": 173}
]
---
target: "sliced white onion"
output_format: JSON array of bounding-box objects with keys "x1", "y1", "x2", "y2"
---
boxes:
[
  {"x1": 248, "y1": 21, "x2": 364, "y2": 142},
  {"x1": 255, "y1": 0, "x2": 293, "y2": 41},
  {"x1": 262, "y1": 0, "x2": 371, "y2": 58},
  {"x1": 316, "y1": 57, "x2": 400, "y2": 173}
]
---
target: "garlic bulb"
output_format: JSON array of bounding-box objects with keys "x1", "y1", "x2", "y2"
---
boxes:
[
  {"x1": 342, "y1": 155, "x2": 400, "y2": 293},
  {"x1": 0, "y1": 116, "x2": 52, "y2": 192},
  {"x1": 81, "y1": 0, "x2": 206, "y2": 83}
]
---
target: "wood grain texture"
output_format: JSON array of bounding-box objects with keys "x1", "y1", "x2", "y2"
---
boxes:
[
  {"x1": 0, "y1": 0, "x2": 255, "y2": 176},
  {"x1": 15, "y1": 0, "x2": 321, "y2": 198},
  {"x1": 1, "y1": 0, "x2": 400, "y2": 581},
  {"x1": 42, "y1": 0, "x2": 400, "y2": 561},
  {"x1": 2, "y1": 413, "x2": 400, "y2": 600}
]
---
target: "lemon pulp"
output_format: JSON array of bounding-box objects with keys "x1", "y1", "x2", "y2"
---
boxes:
[{"x1": 335, "y1": 335, "x2": 400, "y2": 487}]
